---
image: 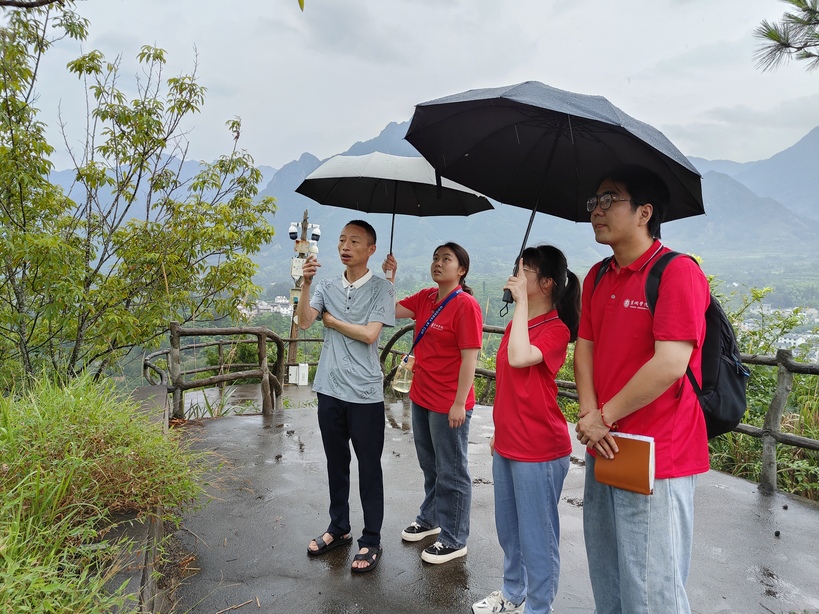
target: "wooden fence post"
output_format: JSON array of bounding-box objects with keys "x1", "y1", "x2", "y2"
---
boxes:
[
  {"x1": 169, "y1": 321, "x2": 184, "y2": 420},
  {"x1": 759, "y1": 349, "x2": 794, "y2": 494},
  {"x1": 258, "y1": 330, "x2": 272, "y2": 415},
  {"x1": 218, "y1": 341, "x2": 225, "y2": 391}
]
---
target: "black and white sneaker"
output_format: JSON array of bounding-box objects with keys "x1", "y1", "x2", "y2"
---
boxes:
[
  {"x1": 421, "y1": 540, "x2": 467, "y2": 564},
  {"x1": 401, "y1": 522, "x2": 441, "y2": 542}
]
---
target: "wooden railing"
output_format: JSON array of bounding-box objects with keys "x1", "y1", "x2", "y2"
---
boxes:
[
  {"x1": 145, "y1": 322, "x2": 819, "y2": 494},
  {"x1": 734, "y1": 349, "x2": 819, "y2": 493},
  {"x1": 143, "y1": 324, "x2": 331, "y2": 419},
  {"x1": 380, "y1": 325, "x2": 819, "y2": 495},
  {"x1": 144, "y1": 322, "x2": 288, "y2": 418}
]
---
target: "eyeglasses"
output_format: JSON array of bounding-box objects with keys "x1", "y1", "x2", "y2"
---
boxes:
[{"x1": 586, "y1": 193, "x2": 633, "y2": 212}]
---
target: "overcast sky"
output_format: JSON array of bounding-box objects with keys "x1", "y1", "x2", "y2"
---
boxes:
[{"x1": 37, "y1": 0, "x2": 819, "y2": 171}]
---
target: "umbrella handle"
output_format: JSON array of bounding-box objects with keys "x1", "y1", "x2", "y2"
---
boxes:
[
  {"x1": 501, "y1": 204, "x2": 536, "y2": 310},
  {"x1": 500, "y1": 264, "x2": 516, "y2": 315},
  {"x1": 501, "y1": 248, "x2": 525, "y2": 308}
]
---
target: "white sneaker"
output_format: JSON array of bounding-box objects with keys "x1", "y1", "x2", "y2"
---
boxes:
[{"x1": 471, "y1": 590, "x2": 525, "y2": 614}]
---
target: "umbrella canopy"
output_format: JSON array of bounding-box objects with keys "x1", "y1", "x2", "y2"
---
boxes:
[
  {"x1": 405, "y1": 81, "x2": 704, "y2": 224},
  {"x1": 405, "y1": 81, "x2": 704, "y2": 308},
  {"x1": 295, "y1": 152, "x2": 493, "y2": 253}
]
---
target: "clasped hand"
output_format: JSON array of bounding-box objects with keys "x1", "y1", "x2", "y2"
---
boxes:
[{"x1": 575, "y1": 407, "x2": 618, "y2": 459}]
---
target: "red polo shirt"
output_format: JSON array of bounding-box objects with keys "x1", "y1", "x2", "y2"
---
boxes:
[
  {"x1": 578, "y1": 241, "x2": 710, "y2": 478},
  {"x1": 493, "y1": 311, "x2": 572, "y2": 463},
  {"x1": 399, "y1": 287, "x2": 483, "y2": 414}
]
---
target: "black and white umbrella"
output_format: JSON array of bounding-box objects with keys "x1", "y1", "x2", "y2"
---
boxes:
[{"x1": 296, "y1": 152, "x2": 493, "y2": 254}]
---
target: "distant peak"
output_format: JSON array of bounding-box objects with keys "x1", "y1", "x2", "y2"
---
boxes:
[
  {"x1": 378, "y1": 120, "x2": 410, "y2": 136},
  {"x1": 343, "y1": 121, "x2": 419, "y2": 158},
  {"x1": 297, "y1": 152, "x2": 320, "y2": 164}
]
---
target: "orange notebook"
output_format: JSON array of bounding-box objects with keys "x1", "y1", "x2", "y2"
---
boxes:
[{"x1": 593, "y1": 433, "x2": 655, "y2": 495}]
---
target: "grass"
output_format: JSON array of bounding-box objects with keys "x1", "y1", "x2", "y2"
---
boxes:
[
  {"x1": 0, "y1": 373, "x2": 206, "y2": 613},
  {"x1": 709, "y1": 412, "x2": 819, "y2": 501},
  {"x1": 707, "y1": 366, "x2": 819, "y2": 501},
  {"x1": 281, "y1": 395, "x2": 318, "y2": 409},
  {"x1": 186, "y1": 385, "x2": 262, "y2": 419}
]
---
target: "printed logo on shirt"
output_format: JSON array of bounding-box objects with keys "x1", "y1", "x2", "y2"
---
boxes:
[
  {"x1": 623, "y1": 298, "x2": 650, "y2": 311},
  {"x1": 356, "y1": 385, "x2": 379, "y2": 400},
  {"x1": 430, "y1": 323, "x2": 445, "y2": 331},
  {"x1": 328, "y1": 370, "x2": 341, "y2": 390},
  {"x1": 341, "y1": 355, "x2": 356, "y2": 372}
]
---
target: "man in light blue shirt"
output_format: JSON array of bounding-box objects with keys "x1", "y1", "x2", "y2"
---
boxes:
[{"x1": 296, "y1": 220, "x2": 395, "y2": 573}]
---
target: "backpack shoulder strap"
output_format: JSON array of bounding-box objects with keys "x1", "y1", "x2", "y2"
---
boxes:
[
  {"x1": 645, "y1": 251, "x2": 687, "y2": 314},
  {"x1": 592, "y1": 256, "x2": 614, "y2": 291},
  {"x1": 645, "y1": 251, "x2": 704, "y2": 395}
]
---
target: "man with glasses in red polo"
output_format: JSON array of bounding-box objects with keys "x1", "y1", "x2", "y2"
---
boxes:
[{"x1": 574, "y1": 165, "x2": 710, "y2": 614}]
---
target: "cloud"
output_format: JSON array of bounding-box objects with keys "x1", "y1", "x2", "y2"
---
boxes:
[
  {"x1": 32, "y1": 0, "x2": 819, "y2": 171},
  {"x1": 668, "y1": 93, "x2": 819, "y2": 161}
]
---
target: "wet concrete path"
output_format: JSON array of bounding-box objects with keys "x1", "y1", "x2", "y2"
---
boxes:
[{"x1": 171, "y1": 385, "x2": 819, "y2": 614}]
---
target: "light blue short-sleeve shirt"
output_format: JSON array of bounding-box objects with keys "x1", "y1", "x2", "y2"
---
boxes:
[{"x1": 310, "y1": 270, "x2": 395, "y2": 403}]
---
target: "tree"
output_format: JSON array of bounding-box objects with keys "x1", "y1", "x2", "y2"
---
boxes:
[
  {"x1": 0, "y1": 3, "x2": 277, "y2": 384},
  {"x1": 755, "y1": 0, "x2": 819, "y2": 71}
]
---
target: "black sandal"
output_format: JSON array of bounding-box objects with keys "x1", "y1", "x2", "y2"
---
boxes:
[
  {"x1": 351, "y1": 545, "x2": 382, "y2": 573},
  {"x1": 307, "y1": 532, "x2": 353, "y2": 557}
]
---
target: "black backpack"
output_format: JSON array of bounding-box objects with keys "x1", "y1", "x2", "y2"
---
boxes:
[{"x1": 593, "y1": 252, "x2": 750, "y2": 439}]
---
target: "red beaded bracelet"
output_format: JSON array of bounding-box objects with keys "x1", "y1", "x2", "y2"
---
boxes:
[{"x1": 600, "y1": 405, "x2": 617, "y2": 430}]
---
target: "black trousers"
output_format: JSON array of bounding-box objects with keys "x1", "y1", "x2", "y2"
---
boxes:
[{"x1": 316, "y1": 392, "x2": 385, "y2": 548}]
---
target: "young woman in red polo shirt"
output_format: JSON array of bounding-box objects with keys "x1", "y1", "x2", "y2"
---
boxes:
[
  {"x1": 383, "y1": 243, "x2": 483, "y2": 565},
  {"x1": 472, "y1": 244, "x2": 580, "y2": 614}
]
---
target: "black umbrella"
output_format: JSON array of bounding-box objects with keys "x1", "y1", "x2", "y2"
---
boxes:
[
  {"x1": 405, "y1": 81, "x2": 704, "y2": 303},
  {"x1": 295, "y1": 152, "x2": 493, "y2": 255}
]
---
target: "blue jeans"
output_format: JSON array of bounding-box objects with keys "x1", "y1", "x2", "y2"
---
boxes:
[
  {"x1": 317, "y1": 393, "x2": 385, "y2": 549},
  {"x1": 493, "y1": 453, "x2": 570, "y2": 614},
  {"x1": 411, "y1": 402, "x2": 472, "y2": 549},
  {"x1": 583, "y1": 452, "x2": 696, "y2": 614}
]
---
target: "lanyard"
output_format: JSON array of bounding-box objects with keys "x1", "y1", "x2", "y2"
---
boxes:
[{"x1": 403, "y1": 289, "x2": 462, "y2": 362}]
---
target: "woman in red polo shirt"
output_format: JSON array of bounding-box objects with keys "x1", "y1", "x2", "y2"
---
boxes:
[
  {"x1": 384, "y1": 243, "x2": 483, "y2": 565},
  {"x1": 472, "y1": 244, "x2": 580, "y2": 614}
]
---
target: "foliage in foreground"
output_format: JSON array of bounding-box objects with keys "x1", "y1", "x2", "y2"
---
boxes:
[
  {"x1": 709, "y1": 281, "x2": 819, "y2": 500},
  {"x1": 709, "y1": 372, "x2": 819, "y2": 501},
  {"x1": 0, "y1": 374, "x2": 206, "y2": 612},
  {"x1": 755, "y1": 0, "x2": 819, "y2": 72}
]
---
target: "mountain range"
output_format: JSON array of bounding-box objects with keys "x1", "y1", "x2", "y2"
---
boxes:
[
  {"x1": 46, "y1": 120, "x2": 819, "y2": 303},
  {"x1": 255, "y1": 122, "x2": 819, "y2": 295}
]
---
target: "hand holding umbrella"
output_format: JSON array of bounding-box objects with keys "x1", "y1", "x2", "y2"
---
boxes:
[
  {"x1": 382, "y1": 253, "x2": 398, "y2": 282},
  {"x1": 502, "y1": 259, "x2": 529, "y2": 305}
]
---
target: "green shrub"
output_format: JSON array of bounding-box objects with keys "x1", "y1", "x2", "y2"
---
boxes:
[
  {"x1": 706, "y1": 282, "x2": 819, "y2": 500},
  {"x1": 0, "y1": 374, "x2": 205, "y2": 612}
]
